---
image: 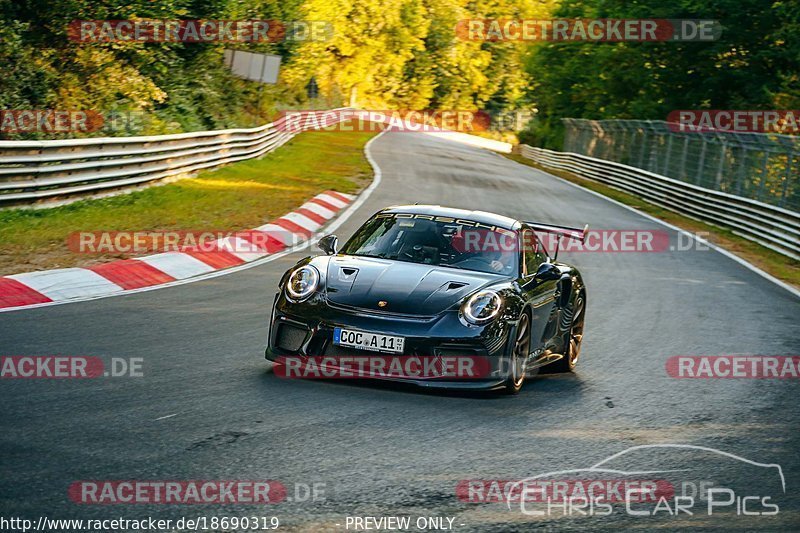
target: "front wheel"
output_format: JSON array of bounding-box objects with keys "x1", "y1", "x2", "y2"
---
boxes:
[
  {"x1": 503, "y1": 312, "x2": 531, "y2": 394},
  {"x1": 549, "y1": 293, "x2": 585, "y2": 373}
]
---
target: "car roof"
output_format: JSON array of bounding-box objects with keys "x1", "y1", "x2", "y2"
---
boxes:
[{"x1": 379, "y1": 205, "x2": 520, "y2": 230}]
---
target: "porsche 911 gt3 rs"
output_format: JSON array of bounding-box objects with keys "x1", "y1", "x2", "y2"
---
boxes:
[{"x1": 265, "y1": 205, "x2": 588, "y2": 393}]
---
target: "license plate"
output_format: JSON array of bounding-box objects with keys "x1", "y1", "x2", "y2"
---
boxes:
[{"x1": 333, "y1": 328, "x2": 405, "y2": 354}]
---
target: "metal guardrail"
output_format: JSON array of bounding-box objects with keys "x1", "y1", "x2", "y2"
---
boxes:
[
  {"x1": 0, "y1": 110, "x2": 347, "y2": 208},
  {"x1": 520, "y1": 144, "x2": 800, "y2": 260}
]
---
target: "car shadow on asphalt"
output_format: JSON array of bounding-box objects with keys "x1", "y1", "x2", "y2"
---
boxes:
[{"x1": 258, "y1": 366, "x2": 588, "y2": 401}]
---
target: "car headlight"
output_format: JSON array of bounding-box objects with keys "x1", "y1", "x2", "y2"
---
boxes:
[
  {"x1": 286, "y1": 265, "x2": 320, "y2": 301},
  {"x1": 461, "y1": 290, "x2": 502, "y2": 325}
]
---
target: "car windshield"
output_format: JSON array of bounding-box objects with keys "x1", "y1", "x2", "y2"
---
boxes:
[{"x1": 340, "y1": 213, "x2": 519, "y2": 275}]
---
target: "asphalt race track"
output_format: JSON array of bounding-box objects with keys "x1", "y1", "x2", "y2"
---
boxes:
[{"x1": 1, "y1": 131, "x2": 799, "y2": 531}]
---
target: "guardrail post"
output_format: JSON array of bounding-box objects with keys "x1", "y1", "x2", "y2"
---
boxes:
[
  {"x1": 638, "y1": 127, "x2": 648, "y2": 168},
  {"x1": 629, "y1": 127, "x2": 639, "y2": 166},
  {"x1": 735, "y1": 145, "x2": 747, "y2": 196},
  {"x1": 663, "y1": 134, "x2": 674, "y2": 176},
  {"x1": 757, "y1": 151, "x2": 770, "y2": 201},
  {"x1": 781, "y1": 150, "x2": 793, "y2": 208},
  {"x1": 695, "y1": 141, "x2": 707, "y2": 186},
  {"x1": 679, "y1": 136, "x2": 689, "y2": 181},
  {"x1": 715, "y1": 141, "x2": 727, "y2": 190}
]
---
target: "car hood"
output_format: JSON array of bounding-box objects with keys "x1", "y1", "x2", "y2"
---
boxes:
[{"x1": 324, "y1": 255, "x2": 502, "y2": 315}]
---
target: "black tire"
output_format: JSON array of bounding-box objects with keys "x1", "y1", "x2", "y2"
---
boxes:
[
  {"x1": 549, "y1": 293, "x2": 585, "y2": 373},
  {"x1": 503, "y1": 311, "x2": 531, "y2": 394}
]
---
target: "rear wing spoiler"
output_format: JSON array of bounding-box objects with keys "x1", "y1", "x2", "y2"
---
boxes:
[{"x1": 523, "y1": 221, "x2": 589, "y2": 260}]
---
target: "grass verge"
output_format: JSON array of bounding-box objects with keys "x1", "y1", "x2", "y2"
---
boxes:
[
  {"x1": 0, "y1": 129, "x2": 377, "y2": 276},
  {"x1": 505, "y1": 153, "x2": 800, "y2": 289}
]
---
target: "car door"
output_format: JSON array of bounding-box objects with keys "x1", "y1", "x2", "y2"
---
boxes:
[{"x1": 517, "y1": 228, "x2": 559, "y2": 351}]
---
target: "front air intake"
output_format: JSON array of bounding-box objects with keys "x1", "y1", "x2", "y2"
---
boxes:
[{"x1": 275, "y1": 323, "x2": 307, "y2": 352}]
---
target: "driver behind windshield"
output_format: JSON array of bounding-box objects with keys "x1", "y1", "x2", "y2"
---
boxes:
[
  {"x1": 340, "y1": 214, "x2": 518, "y2": 275},
  {"x1": 487, "y1": 248, "x2": 516, "y2": 274}
]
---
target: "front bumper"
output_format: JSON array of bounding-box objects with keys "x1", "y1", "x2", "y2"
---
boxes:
[{"x1": 265, "y1": 294, "x2": 514, "y2": 390}]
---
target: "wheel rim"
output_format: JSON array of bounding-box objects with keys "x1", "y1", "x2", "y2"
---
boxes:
[
  {"x1": 511, "y1": 313, "x2": 530, "y2": 387},
  {"x1": 568, "y1": 297, "x2": 585, "y2": 366}
]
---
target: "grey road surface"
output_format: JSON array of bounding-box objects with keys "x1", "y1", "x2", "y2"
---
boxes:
[{"x1": 1, "y1": 131, "x2": 798, "y2": 532}]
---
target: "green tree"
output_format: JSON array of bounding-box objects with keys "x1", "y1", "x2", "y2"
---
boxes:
[{"x1": 521, "y1": 0, "x2": 800, "y2": 148}]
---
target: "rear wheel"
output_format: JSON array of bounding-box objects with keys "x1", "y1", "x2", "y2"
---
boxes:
[
  {"x1": 549, "y1": 293, "x2": 585, "y2": 373},
  {"x1": 503, "y1": 312, "x2": 531, "y2": 394}
]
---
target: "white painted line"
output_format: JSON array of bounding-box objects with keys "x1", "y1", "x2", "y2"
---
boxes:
[
  {"x1": 0, "y1": 130, "x2": 387, "y2": 313},
  {"x1": 137, "y1": 252, "x2": 216, "y2": 280},
  {"x1": 7, "y1": 268, "x2": 124, "y2": 301},
  {"x1": 510, "y1": 156, "x2": 800, "y2": 299}
]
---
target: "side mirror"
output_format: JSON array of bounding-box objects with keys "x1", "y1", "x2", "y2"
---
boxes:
[
  {"x1": 318, "y1": 234, "x2": 338, "y2": 255},
  {"x1": 534, "y1": 262, "x2": 560, "y2": 281}
]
